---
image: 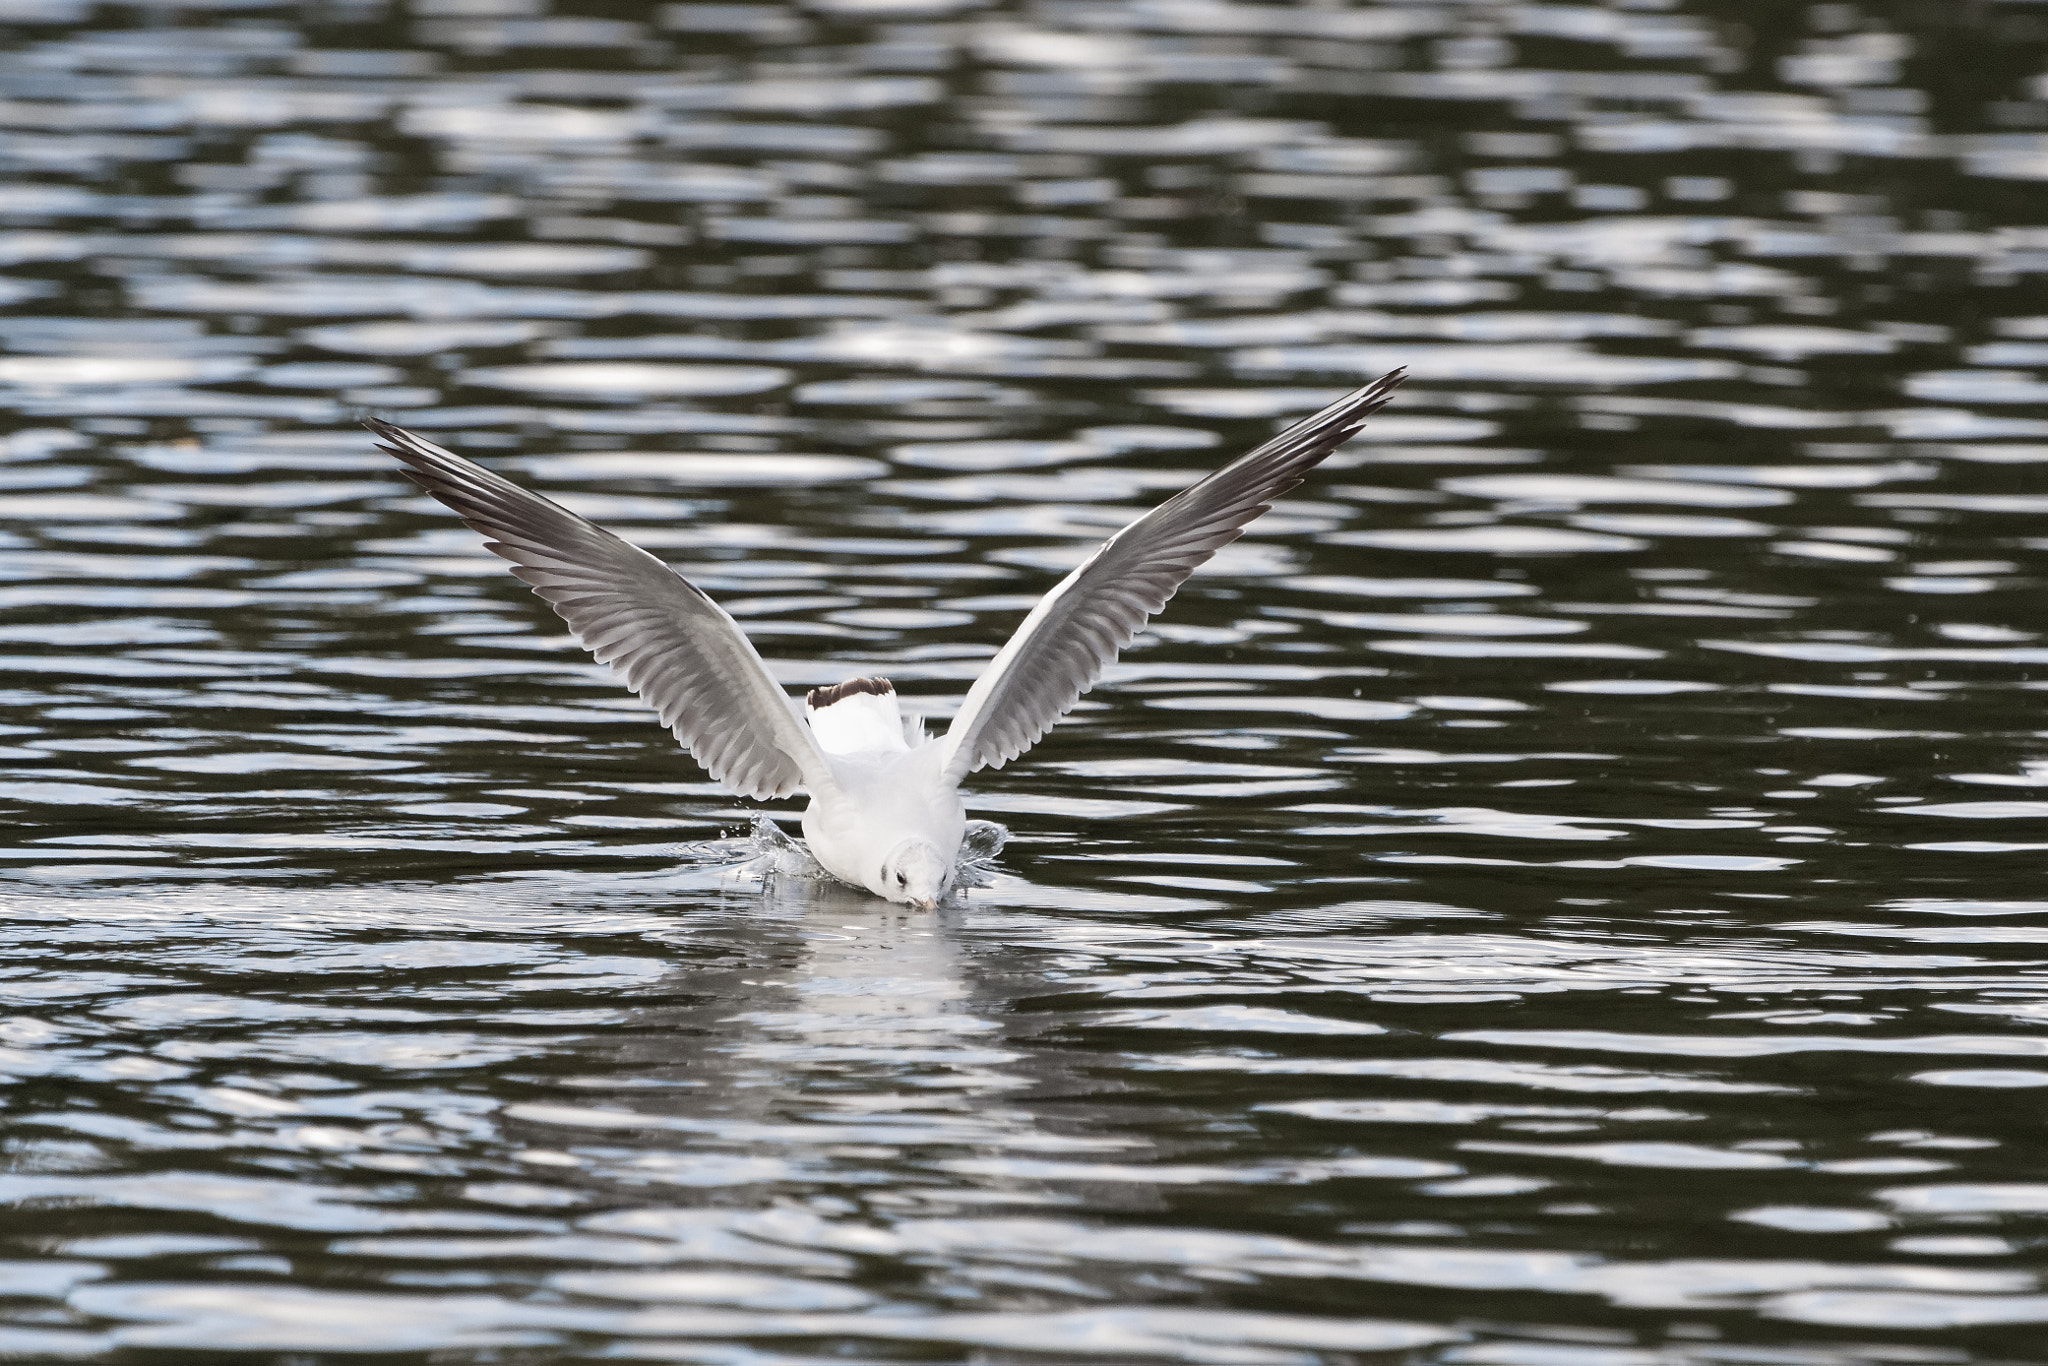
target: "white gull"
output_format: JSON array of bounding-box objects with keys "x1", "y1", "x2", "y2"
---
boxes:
[{"x1": 367, "y1": 367, "x2": 1404, "y2": 908}]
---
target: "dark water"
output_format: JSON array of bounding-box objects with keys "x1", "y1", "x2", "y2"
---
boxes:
[{"x1": 8, "y1": 0, "x2": 2048, "y2": 1359}]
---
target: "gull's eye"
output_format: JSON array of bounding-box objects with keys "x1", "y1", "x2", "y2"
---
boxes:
[{"x1": 894, "y1": 870, "x2": 906, "y2": 887}]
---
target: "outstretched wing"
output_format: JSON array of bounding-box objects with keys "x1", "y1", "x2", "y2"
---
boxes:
[
  {"x1": 939, "y1": 369, "x2": 1405, "y2": 784},
  {"x1": 367, "y1": 419, "x2": 831, "y2": 800}
]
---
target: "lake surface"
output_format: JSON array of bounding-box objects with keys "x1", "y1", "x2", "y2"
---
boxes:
[{"x1": 7, "y1": 0, "x2": 2048, "y2": 1359}]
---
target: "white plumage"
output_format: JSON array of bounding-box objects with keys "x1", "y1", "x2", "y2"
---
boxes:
[
  {"x1": 368, "y1": 367, "x2": 1403, "y2": 907},
  {"x1": 805, "y1": 680, "x2": 912, "y2": 756}
]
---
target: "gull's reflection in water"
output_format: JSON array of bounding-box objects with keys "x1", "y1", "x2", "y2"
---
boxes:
[
  {"x1": 714, "y1": 884, "x2": 1030, "y2": 1183},
  {"x1": 501, "y1": 875, "x2": 1137, "y2": 1227},
  {"x1": 470, "y1": 886, "x2": 1456, "y2": 1355}
]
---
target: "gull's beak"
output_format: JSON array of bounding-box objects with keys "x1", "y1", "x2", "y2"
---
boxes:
[{"x1": 914, "y1": 897, "x2": 938, "y2": 912}]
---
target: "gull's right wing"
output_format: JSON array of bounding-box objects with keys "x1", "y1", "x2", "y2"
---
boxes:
[
  {"x1": 368, "y1": 420, "x2": 831, "y2": 800},
  {"x1": 938, "y1": 369, "x2": 1405, "y2": 784}
]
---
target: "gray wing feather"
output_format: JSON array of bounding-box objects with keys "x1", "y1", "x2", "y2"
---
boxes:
[
  {"x1": 366, "y1": 419, "x2": 829, "y2": 800},
  {"x1": 940, "y1": 369, "x2": 1405, "y2": 784}
]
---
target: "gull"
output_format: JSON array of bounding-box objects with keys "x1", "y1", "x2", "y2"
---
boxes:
[{"x1": 367, "y1": 367, "x2": 1403, "y2": 909}]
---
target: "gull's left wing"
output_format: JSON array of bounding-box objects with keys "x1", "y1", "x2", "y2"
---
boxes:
[
  {"x1": 367, "y1": 420, "x2": 832, "y2": 800},
  {"x1": 938, "y1": 369, "x2": 1405, "y2": 784}
]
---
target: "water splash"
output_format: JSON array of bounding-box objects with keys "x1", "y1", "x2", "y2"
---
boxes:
[
  {"x1": 955, "y1": 819, "x2": 1010, "y2": 889},
  {"x1": 735, "y1": 814, "x2": 1009, "y2": 893},
  {"x1": 744, "y1": 814, "x2": 833, "y2": 881}
]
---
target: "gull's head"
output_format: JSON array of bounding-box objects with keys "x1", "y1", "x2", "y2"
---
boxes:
[{"x1": 873, "y1": 839, "x2": 949, "y2": 910}]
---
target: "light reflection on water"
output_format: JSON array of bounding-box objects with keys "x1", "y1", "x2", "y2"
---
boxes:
[{"x1": 7, "y1": 0, "x2": 2048, "y2": 1359}]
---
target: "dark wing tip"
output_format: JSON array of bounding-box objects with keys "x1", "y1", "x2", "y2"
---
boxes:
[
  {"x1": 1290, "y1": 366, "x2": 1407, "y2": 461},
  {"x1": 1333, "y1": 366, "x2": 1406, "y2": 426},
  {"x1": 362, "y1": 415, "x2": 417, "y2": 453},
  {"x1": 364, "y1": 416, "x2": 433, "y2": 468}
]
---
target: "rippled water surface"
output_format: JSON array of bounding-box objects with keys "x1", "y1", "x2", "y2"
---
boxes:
[{"x1": 12, "y1": 0, "x2": 2048, "y2": 1359}]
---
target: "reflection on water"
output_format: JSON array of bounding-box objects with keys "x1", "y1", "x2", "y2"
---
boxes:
[{"x1": 7, "y1": 0, "x2": 2048, "y2": 1358}]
